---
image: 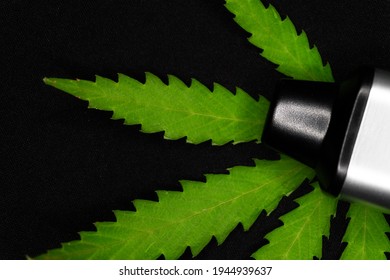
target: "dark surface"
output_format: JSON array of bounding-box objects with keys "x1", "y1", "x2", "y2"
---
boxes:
[{"x1": 1, "y1": 0, "x2": 390, "y2": 260}]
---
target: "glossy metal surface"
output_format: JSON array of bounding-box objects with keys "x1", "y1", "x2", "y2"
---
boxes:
[{"x1": 341, "y1": 69, "x2": 390, "y2": 211}]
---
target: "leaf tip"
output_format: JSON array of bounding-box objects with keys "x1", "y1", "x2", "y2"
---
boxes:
[{"x1": 43, "y1": 77, "x2": 56, "y2": 85}]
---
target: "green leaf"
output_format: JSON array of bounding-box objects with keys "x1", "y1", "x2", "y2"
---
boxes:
[
  {"x1": 35, "y1": 156, "x2": 314, "y2": 259},
  {"x1": 341, "y1": 203, "x2": 390, "y2": 259},
  {"x1": 252, "y1": 183, "x2": 337, "y2": 259},
  {"x1": 44, "y1": 73, "x2": 269, "y2": 145},
  {"x1": 225, "y1": 0, "x2": 334, "y2": 82}
]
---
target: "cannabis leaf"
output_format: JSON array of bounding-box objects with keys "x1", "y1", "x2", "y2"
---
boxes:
[
  {"x1": 37, "y1": 0, "x2": 390, "y2": 260},
  {"x1": 35, "y1": 156, "x2": 313, "y2": 259},
  {"x1": 44, "y1": 74, "x2": 268, "y2": 145},
  {"x1": 253, "y1": 183, "x2": 337, "y2": 259},
  {"x1": 225, "y1": 1, "x2": 389, "y2": 260},
  {"x1": 225, "y1": 0, "x2": 333, "y2": 82},
  {"x1": 341, "y1": 203, "x2": 390, "y2": 259}
]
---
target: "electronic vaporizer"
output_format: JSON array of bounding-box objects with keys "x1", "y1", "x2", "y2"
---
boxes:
[{"x1": 262, "y1": 67, "x2": 390, "y2": 212}]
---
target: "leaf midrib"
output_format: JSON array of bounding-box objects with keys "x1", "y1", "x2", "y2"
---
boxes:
[
  {"x1": 90, "y1": 94, "x2": 264, "y2": 124},
  {"x1": 281, "y1": 192, "x2": 323, "y2": 259},
  {"x1": 243, "y1": 3, "x2": 324, "y2": 81}
]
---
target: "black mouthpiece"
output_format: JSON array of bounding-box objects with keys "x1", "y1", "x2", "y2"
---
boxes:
[{"x1": 262, "y1": 79, "x2": 338, "y2": 168}]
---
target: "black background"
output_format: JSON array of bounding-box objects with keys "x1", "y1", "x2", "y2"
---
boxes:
[{"x1": 1, "y1": 0, "x2": 390, "y2": 260}]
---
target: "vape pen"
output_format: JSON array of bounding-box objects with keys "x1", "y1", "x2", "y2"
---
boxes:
[{"x1": 262, "y1": 67, "x2": 390, "y2": 212}]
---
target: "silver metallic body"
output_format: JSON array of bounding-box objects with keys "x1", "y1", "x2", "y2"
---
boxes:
[{"x1": 341, "y1": 69, "x2": 390, "y2": 212}]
